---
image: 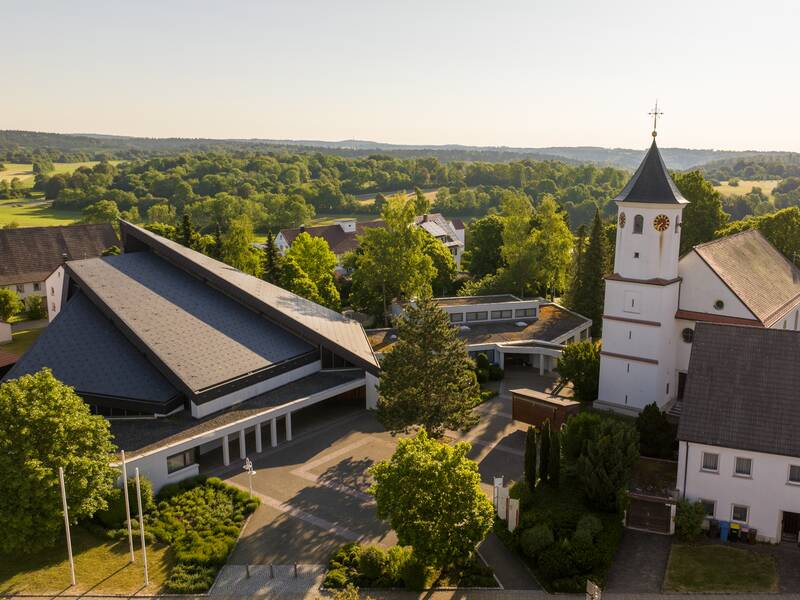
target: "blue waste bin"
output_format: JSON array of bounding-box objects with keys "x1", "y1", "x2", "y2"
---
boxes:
[{"x1": 720, "y1": 520, "x2": 730, "y2": 542}]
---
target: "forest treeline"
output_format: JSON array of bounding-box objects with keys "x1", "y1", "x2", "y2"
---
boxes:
[{"x1": 21, "y1": 151, "x2": 632, "y2": 231}]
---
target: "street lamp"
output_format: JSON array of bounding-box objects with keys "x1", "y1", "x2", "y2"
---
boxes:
[{"x1": 243, "y1": 457, "x2": 256, "y2": 498}]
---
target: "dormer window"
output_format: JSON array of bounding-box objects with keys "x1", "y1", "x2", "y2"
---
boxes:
[{"x1": 633, "y1": 215, "x2": 644, "y2": 234}]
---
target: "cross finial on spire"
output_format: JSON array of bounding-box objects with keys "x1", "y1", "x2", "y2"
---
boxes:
[{"x1": 649, "y1": 101, "x2": 663, "y2": 138}]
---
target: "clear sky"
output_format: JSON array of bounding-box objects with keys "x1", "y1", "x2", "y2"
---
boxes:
[{"x1": 2, "y1": 0, "x2": 798, "y2": 151}]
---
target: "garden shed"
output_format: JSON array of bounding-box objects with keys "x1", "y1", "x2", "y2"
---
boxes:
[{"x1": 510, "y1": 388, "x2": 580, "y2": 429}]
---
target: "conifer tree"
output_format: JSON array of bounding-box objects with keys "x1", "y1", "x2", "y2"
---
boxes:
[
  {"x1": 548, "y1": 428, "x2": 561, "y2": 487},
  {"x1": 377, "y1": 296, "x2": 480, "y2": 437},
  {"x1": 570, "y1": 209, "x2": 608, "y2": 337},
  {"x1": 538, "y1": 420, "x2": 551, "y2": 485},
  {"x1": 180, "y1": 213, "x2": 194, "y2": 248},
  {"x1": 261, "y1": 231, "x2": 282, "y2": 285},
  {"x1": 524, "y1": 425, "x2": 538, "y2": 493},
  {"x1": 565, "y1": 223, "x2": 587, "y2": 308}
]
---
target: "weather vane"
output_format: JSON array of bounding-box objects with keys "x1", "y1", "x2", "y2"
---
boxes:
[{"x1": 649, "y1": 101, "x2": 663, "y2": 138}]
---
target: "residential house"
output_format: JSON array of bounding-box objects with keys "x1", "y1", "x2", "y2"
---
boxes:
[{"x1": 676, "y1": 322, "x2": 800, "y2": 543}]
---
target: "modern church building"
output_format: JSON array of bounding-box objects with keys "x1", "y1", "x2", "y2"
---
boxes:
[{"x1": 3, "y1": 221, "x2": 380, "y2": 490}]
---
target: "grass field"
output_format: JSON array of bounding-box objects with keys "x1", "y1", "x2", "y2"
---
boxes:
[
  {"x1": 0, "y1": 327, "x2": 44, "y2": 356},
  {"x1": 713, "y1": 179, "x2": 780, "y2": 197},
  {"x1": 0, "y1": 526, "x2": 173, "y2": 595},
  {"x1": 663, "y1": 544, "x2": 778, "y2": 592},
  {"x1": 0, "y1": 199, "x2": 81, "y2": 227},
  {"x1": 0, "y1": 161, "x2": 122, "y2": 188}
]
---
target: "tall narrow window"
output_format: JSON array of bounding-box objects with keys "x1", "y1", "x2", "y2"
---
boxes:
[{"x1": 633, "y1": 214, "x2": 644, "y2": 234}]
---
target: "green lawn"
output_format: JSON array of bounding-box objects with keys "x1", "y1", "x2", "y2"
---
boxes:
[
  {"x1": 0, "y1": 199, "x2": 81, "y2": 227},
  {"x1": 0, "y1": 161, "x2": 122, "y2": 188},
  {"x1": 0, "y1": 526, "x2": 173, "y2": 595},
  {"x1": 0, "y1": 327, "x2": 44, "y2": 356},
  {"x1": 713, "y1": 179, "x2": 780, "y2": 198},
  {"x1": 664, "y1": 544, "x2": 778, "y2": 592}
]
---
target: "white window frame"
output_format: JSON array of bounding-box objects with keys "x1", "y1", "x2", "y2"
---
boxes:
[
  {"x1": 490, "y1": 309, "x2": 512, "y2": 320},
  {"x1": 731, "y1": 503, "x2": 749, "y2": 524},
  {"x1": 449, "y1": 312, "x2": 463, "y2": 323},
  {"x1": 788, "y1": 464, "x2": 800, "y2": 485},
  {"x1": 466, "y1": 311, "x2": 488, "y2": 322},
  {"x1": 733, "y1": 456, "x2": 753, "y2": 478},
  {"x1": 701, "y1": 452, "x2": 719, "y2": 473}
]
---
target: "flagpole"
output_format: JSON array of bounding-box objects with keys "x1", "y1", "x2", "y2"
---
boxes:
[
  {"x1": 134, "y1": 468, "x2": 149, "y2": 586},
  {"x1": 58, "y1": 466, "x2": 76, "y2": 587},
  {"x1": 121, "y1": 450, "x2": 135, "y2": 562}
]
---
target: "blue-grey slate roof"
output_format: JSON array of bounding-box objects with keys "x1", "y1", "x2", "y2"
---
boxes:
[
  {"x1": 67, "y1": 251, "x2": 314, "y2": 394},
  {"x1": 4, "y1": 291, "x2": 178, "y2": 402}
]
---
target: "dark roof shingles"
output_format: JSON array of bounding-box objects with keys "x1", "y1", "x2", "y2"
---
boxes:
[
  {"x1": 614, "y1": 140, "x2": 688, "y2": 205},
  {"x1": 678, "y1": 323, "x2": 800, "y2": 458},
  {"x1": 0, "y1": 223, "x2": 118, "y2": 284}
]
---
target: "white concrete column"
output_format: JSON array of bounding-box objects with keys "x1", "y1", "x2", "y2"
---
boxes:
[
  {"x1": 222, "y1": 434, "x2": 230, "y2": 466},
  {"x1": 285, "y1": 412, "x2": 292, "y2": 442},
  {"x1": 255, "y1": 422, "x2": 263, "y2": 453},
  {"x1": 270, "y1": 418, "x2": 277, "y2": 447},
  {"x1": 239, "y1": 429, "x2": 246, "y2": 460},
  {"x1": 539, "y1": 354, "x2": 544, "y2": 375}
]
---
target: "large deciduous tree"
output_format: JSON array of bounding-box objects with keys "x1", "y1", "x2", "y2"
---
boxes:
[
  {"x1": 674, "y1": 171, "x2": 729, "y2": 254},
  {"x1": 219, "y1": 215, "x2": 263, "y2": 276},
  {"x1": 285, "y1": 232, "x2": 340, "y2": 309},
  {"x1": 463, "y1": 214, "x2": 505, "y2": 278},
  {"x1": 81, "y1": 199, "x2": 120, "y2": 224},
  {"x1": 377, "y1": 296, "x2": 480, "y2": 437},
  {"x1": 530, "y1": 195, "x2": 573, "y2": 298},
  {"x1": 350, "y1": 195, "x2": 435, "y2": 323},
  {"x1": 0, "y1": 369, "x2": 117, "y2": 554},
  {"x1": 369, "y1": 430, "x2": 494, "y2": 568},
  {"x1": 715, "y1": 205, "x2": 800, "y2": 260},
  {"x1": 0, "y1": 288, "x2": 23, "y2": 322},
  {"x1": 422, "y1": 234, "x2": 457, "y2": 296},
  {"x1": 556, "y1": 340, "x2": 601, "y2": 403}
]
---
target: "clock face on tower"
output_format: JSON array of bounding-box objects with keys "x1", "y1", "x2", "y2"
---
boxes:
[
  {"x1": 618, "y1": 212, "x2": 626, "y2": 228},
  {"x1": 653, "y1": 214, "x2": 670, "y2": 232}
]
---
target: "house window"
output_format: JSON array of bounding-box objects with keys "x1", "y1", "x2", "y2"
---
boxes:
[
  {"x1": 167, "y1": 448, "x2": 197, "y2": 474},
  {"x1": 700, "y1": 499, "x2": 716, "y2": 517},
  {"x1": 714, "y1": 299, "x2": 725, "y2": 311},
  {"x1": 682, "y1": 328, "x2": 694, "y2": 343},
  {"x1": 491, "y1": 310, "x2": 512, "y2": 320},
  {"x1": 466, "y1": 311, "x2": 488, "y2": 322},
  {"x1": 50, "y1": 287, "x2": 55, "y2": 295},
  {"x1": 33, "y1": 283, "x2": 41, "y2": 292},
  {"x1": 788, "y1": 465, "x2": 800, "y2": 484},
  {"x1": 701, "y1": 452, "x2": 719, "y2": 472},
  {"x1": 515, "y1": 308, "x2": 536, "y2": 318},
  {"x1": 449, "y1": 312, "x2": 463, "y2": 323},
  {"x1": 734, "y1": 457, "x2": 752, "y2": 477},
  {"x1": 634, "y1": 252, "x2": 640, "y2": 259},
  {"x1": 633, "y1": 214, "x2": 644, "y2": 234},
  {"x1": 731, "y1": 504, "x2": 749, "y2": 523},
  {"x1": 16, "y1": 284, "x2": 24, "y2": 293}
]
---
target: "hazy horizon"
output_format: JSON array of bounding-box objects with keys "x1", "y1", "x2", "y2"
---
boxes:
[{"x1": 3, "y1": 0, "x2": 798, "y2": 152}]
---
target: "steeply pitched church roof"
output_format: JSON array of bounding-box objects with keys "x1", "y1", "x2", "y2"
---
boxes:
[
  {"x1": 0, "y1": 223, "x2": 118, "y2": 285},
  {"x1": 678, "y1": 323, "x2": 800, "y2": 458},
  {"x1": 691, "y1": 230, "x2": 800, "y2": 327},
  {"x1": 614, "y1": 139, "x2": 688, "y2": 205},
  {"x1": 120, "y1": 221, "x2": 380, "y2": 373}
]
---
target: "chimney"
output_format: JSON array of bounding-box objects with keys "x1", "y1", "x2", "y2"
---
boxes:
[
  {"x1": 61, "y1": 253, "x2": 69, "y2": 263},
  {"x1": 299, "y1": 225, "x2": 305, "y2": 233},
  {"x1": 422, "y1": 214, "x2": 429, "y2": 222}
]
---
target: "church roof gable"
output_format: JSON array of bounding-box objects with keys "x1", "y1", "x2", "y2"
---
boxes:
[
  {"x1": 614, "y1": 139, "x2": 688, "y2": 205},
  {"x1": 691, "y1": 230, "x2": 800, "y2": 327}
]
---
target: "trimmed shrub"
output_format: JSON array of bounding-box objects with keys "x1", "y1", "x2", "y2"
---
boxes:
[
  {"x1": 520, "y1": 524, "x2": 554, "y2": 559},
  {"x1": 173, "y1": 530, "x2": 234, "y2": 567},
  {"x1": 576, "y1": 514, "x2": 602, "y2": 537},
  {"x1": 165, "y1": 563, "x2": 217, "y2": 593},
  {"x1": 358, "y1": 545, "x2": 386, "y2": 582},
  {"x1": 536, "y1": 540, "x2": 577, "y2": 582},
  {"x1": 636, "y1": 403, "x2": 677, "y2": 459},
  {"x1": 384, "y1": 545, "x2": 412, "y2": 586},
  {"x1": 488, "y1": 365, "x2": 504, "y2": 380},
  {"x1": 324, "y1": 568, "x2": 351, "y2": 589},
  {"x1": 675, "y1": 499, "x2": 706, "y2": 541},
  {"x1": 476, "y1": 368, "x2": 490, "y2": 383},
  {"x1": 562, "y1": 412, "x2": 603, "y2": 462},
  {"x1": 400, "y1": 555, "x2": 433, "y2": 591},
  {"x1": 96, "y1": 476, "x2": 155, "y2": 528},
  {"x1": 475, "y1": 353, "x2": 491, "y2": 370}
]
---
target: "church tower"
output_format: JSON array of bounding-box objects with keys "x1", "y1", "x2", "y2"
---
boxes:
[{"x1": 597, "y1": 125, "x2": 689, "y2": 413}]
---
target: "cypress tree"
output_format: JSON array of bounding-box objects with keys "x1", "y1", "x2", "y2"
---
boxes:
[
  {"x1": 565, "y1": 223, "x2": 587, "y2": 308},
  {"x1": 212, "y1": 222, "x2": 223, "y2": 259},
  {"x1": 548, "y1": 428, "x2": 561, "y2": 487},
  {"x1": 539, "y1": 420, "x2": 551, "y2": 485},
  {"x1": 524, "y1": 426, "x2": 538, "y2": 492}
]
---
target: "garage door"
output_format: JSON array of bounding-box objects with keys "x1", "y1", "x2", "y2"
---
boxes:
[{"x1": 626, "y1": 498, "x2": 672, "y2": 534}]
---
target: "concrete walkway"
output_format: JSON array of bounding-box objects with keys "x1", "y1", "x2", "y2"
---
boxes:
[{"x1": 477, "y1": 532, "x2": 540, "y2": 590}]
